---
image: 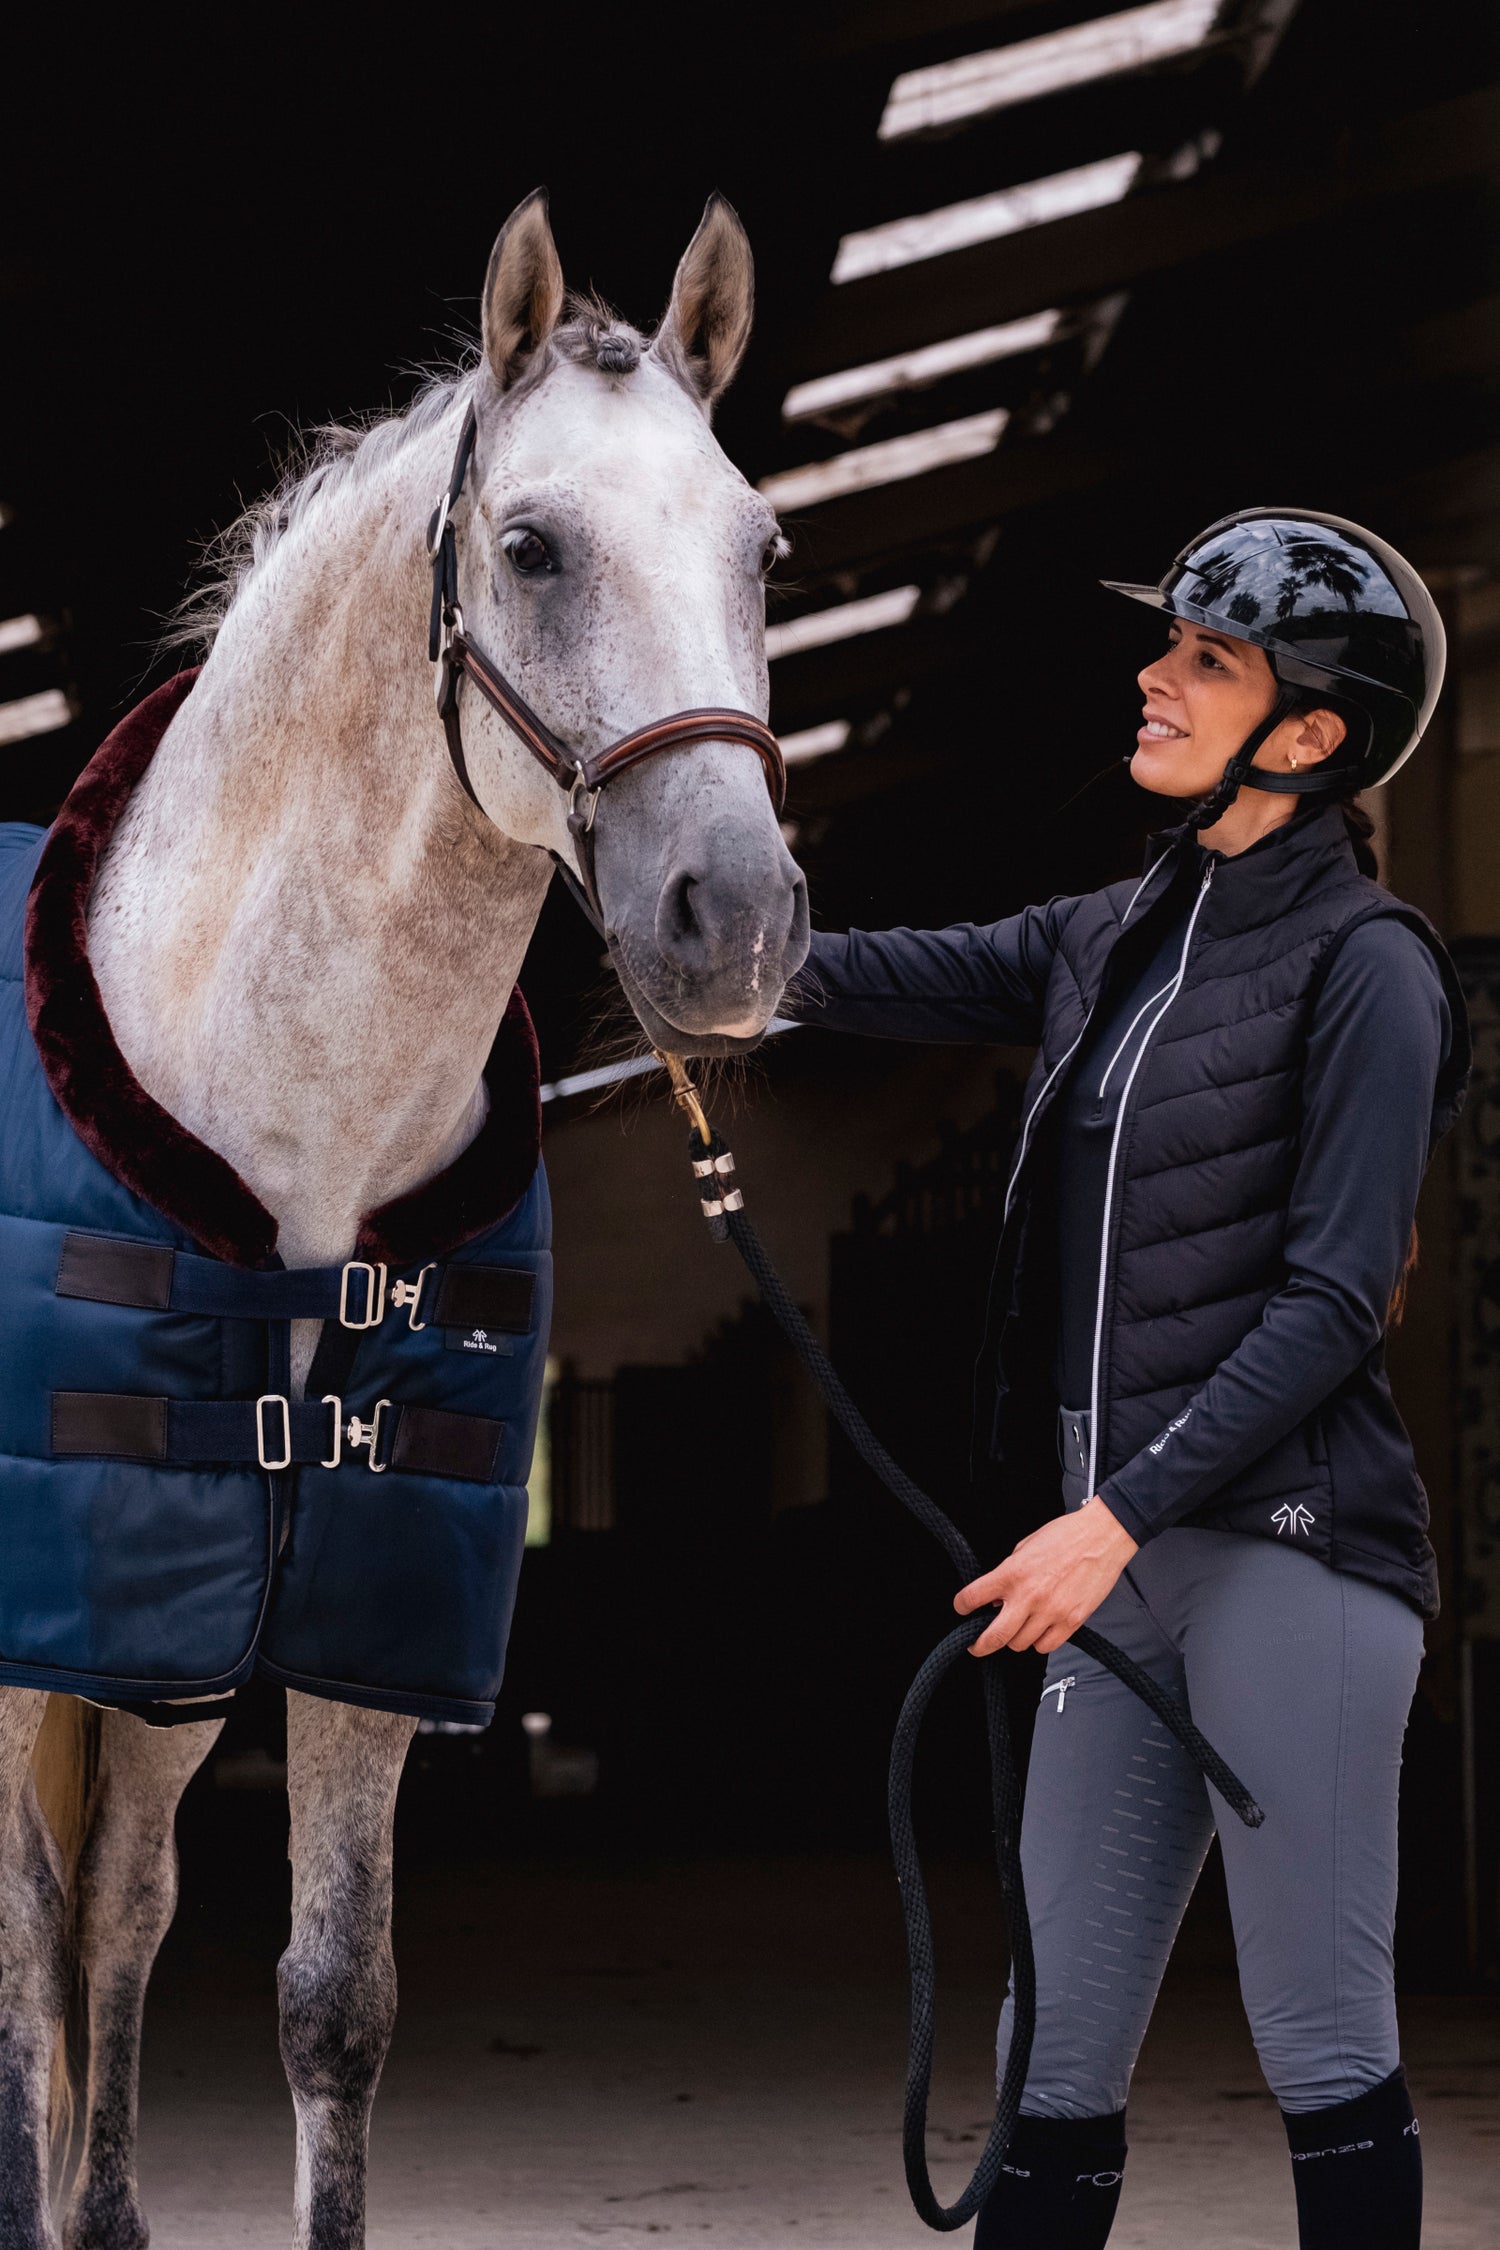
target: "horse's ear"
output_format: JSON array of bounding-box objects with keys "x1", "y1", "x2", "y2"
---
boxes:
[
  {"x1": 482, "y1": 189, "x2": 566, "y2": 391},
  {"x1": 654, "y1": 194, "x2": 754, "y2": 410}
]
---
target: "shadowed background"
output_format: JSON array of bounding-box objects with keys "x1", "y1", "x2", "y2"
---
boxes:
[{"x1": 3, "y1": 5, "x2": 1498, "y2": 2241}]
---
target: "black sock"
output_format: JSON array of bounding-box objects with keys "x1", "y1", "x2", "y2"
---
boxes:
[
  {"x1": 1282, "y1": 2065, "x2": 1422, "y2": 2249},
  {"x1": 974, "y1": 2109, "x2": 1128, "y2": 2250}
]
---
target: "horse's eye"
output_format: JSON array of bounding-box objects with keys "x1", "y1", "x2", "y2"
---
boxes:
[{"x1": 502, "y1": 528, "x2": 555, "y2": 575}]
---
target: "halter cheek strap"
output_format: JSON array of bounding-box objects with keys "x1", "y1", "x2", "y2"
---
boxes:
[{"x1": 427, "y1": 406, "x2": 786, "y2": 931}]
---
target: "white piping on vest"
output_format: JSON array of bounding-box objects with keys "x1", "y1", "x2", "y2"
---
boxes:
[
  {"x1": 1000, "y1": 858, "x2": 1169, "y2": 1227},
  {"x1": 1118, "y1": 863, "x2": 1161, "y2": 924},
  {"x1": 1097, "y1": 978, "x2": 1176, "y2": 1102},
  {"x1": 1085, "y1": 864, "x2": 1215, "y2": 1497}
]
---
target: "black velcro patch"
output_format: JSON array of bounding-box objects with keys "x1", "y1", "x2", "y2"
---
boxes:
[
  {"x1": 52, "y1": 1392, "x2": 168, "y2": 1459},
  {"x1": 390, "y1": 1404, "x2": 505, "y2": 1484},
  {"x1": 429, "y1": 1264, "x2": 534, "y2": 1335},
  {"x1": 56, "y1": 1234, "x2": 175, "y2": 1311}
]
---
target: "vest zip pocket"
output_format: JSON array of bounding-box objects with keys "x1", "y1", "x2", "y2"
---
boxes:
[{"x1": 1085, "y1": 865, "x2": 1215, "y2": 1496}]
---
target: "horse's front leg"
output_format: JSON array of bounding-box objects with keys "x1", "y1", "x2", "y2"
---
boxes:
[
  {"x1": 280, "y1": 1693, "x2": 415, "y2": 2250},
  {"x1": 62, "y1": 1710, "x2": 224, "y2": 2250},
  {"x1": 0, "y1": 1687, "x2": 62, "y2": 2250}
]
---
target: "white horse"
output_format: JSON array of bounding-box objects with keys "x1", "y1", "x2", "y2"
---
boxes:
[{"x1": 0, "y1": 190, "x2": 806, "y2": 2249}]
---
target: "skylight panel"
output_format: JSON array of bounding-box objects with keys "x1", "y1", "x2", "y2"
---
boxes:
[
  {"x1": 540, "y1": 1024, "x2": 799, "y2": 1106},
  {"x1": 0, "y1": 688, "x2": 76, "y2": 745},
  {"x1": 879, "y1": 0, "x2": 1221, "y2": 138},
  {"x1": 760, "y1": 410, "x2": 1007, "y2": 514},
  {"x1": 782, "y1": 311, "x2": 1062, "y2": 424},
  {"x1": 781, "y1": 720, "x2": 852, "y2": 764},
  {"x1": 765, "y1": 586, "x2": 920, "y2": 662},
  {"x1": 0, "y1": 614, "x2": 45, "y2": 656},
  {"x1": 832, "y1": 154, "x2": 1141, "y2": 283}
]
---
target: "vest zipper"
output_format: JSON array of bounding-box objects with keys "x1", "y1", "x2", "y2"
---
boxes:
[
  {"x1": 999, "y1": 858, "x2": 1170, "y2": 1226},
  {"x1": 976, "y1": 849, "x2": 1180, "y2": 1478},
  {"x1": 1085, "y1": 863, "x2": 1216, "y2": 1496},
  {"x1": 1002, "y1": 1032, "x2": 1085, "y2": 1225}
]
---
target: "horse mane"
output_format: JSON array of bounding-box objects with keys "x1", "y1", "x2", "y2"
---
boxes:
[{"x1": 164, "y1": 296, "x2": 649, "y2": 658}]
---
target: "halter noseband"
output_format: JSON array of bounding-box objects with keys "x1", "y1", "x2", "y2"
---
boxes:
[{"x1": 427, "y1": 405, "x2": 786, "y2": 929}]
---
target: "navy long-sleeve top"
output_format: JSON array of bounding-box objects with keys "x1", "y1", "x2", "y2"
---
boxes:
[{"x1": 790, "y1": 867, "x2": 1451, "y2": 1544}]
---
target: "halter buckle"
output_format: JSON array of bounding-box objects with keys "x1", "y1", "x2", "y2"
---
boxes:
[
  {"x1": 434, "y1": 603, "x2": 466, "y2": 712},
  {"x1": 568, "y1": 763, "x2": 600, "y2": 836},
  {"x1": 426, "y1": 492, "x2": 451, "y2": 561},
  {"x1": 345, "y1": 1398, "x2": 391, "y2": 1472},
  {"x1": 438, "y1": 600, "x2": 465, "y2": 658},
  {"x1": 339, "y1": 1261, "x2": 388, "y2": 1329}
]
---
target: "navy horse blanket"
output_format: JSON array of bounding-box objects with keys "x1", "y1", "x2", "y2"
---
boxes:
[{"x1": 0, "y1": 676, "x2": 552, "y2": 1725}]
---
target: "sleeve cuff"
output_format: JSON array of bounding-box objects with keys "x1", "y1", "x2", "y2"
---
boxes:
[{"x1": 1097, "y1": 1472, "x2": 1169, "y2": 1549}]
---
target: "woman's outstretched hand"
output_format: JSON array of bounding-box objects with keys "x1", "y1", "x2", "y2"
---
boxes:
[{"x1": 956, "y1": 1501, "x2": 1139, "y2": 1658}]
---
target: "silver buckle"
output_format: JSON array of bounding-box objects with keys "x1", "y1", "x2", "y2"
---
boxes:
[
  {"x1": 320, "y1": 1393, "x2": 343, "y2": 1470},
  {"x1": 339, "y1": 1261, "x2": 388, "y2": 1329},
  {"x1": 255, "y1": 1393, "x2": 292, "y2": 1472},
  {"x1": 345, "y1": 1398, "x2": 391, "y2": 1473},
  {"x1": 569, "y1": 763, "x2": 600, "y2": 835},
  {"x1": 427, "y1": 491, "x2": 451, "y2": 561},
  {"x1": 389, "y1": 1263, "x2": 436, "y2": 1332},
  {"x1": 433, "y1": 603, "x2": 466, "y2": 709},
  {"x1": 435, "y1": 598, "x2": 466, "y2": 663}
]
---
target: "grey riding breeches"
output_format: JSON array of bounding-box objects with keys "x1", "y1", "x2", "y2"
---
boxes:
[{"x1": 995, "y1": 1410, "x2": 1424, "y2": 2118}]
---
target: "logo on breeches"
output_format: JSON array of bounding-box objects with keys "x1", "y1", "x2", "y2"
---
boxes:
[{"x1": 1271, "y1": 1502, "x2": 1316, "y2": 1538}]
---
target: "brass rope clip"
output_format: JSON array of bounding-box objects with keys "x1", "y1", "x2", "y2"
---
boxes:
[{"x1": 655, "y1": 1050, "x2": 712, "y2": 1146}]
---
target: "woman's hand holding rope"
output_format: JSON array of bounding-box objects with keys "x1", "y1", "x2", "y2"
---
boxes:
[{"x1": 957, "y1": 1501, "x2": 1138, "y2": 1657}]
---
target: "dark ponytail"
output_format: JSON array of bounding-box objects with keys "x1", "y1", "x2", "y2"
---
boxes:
[{"x1": 1337, "y1": 794, "x2": 1380, "y2": 878}]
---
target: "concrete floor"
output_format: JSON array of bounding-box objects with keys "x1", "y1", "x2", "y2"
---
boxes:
[{"x1": 111, "y1": 1826, "x2": 1497, "y2": 2249}]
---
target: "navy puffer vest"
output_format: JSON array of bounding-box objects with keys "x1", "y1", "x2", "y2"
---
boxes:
[
  {"x1": 0, "y1": 677, "x2": 551, "y2": 1725},
  {"x1": 994, "y1": 807, "x2": 1469, "y2": 1618}
]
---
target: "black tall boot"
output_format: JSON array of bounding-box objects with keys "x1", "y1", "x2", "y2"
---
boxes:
[
  {"x1": 1282, "y1": 2065, "x2": 1422, "y2": 2249},
  {"x1": 973, "y1": 2110, "x2": 1128, "y2": 2249}
]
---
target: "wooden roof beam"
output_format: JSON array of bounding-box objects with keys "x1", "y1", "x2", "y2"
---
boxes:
[{"x1": 788, "y1": 82, "x2": 1500, "y2": 380}]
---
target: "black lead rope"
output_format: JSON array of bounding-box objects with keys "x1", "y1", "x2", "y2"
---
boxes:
[{"x1": 683, "y1": 1120, "x2": 1264, "y2": 2232}]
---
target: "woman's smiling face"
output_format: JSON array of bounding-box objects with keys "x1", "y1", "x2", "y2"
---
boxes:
[
  {"x1": 1130, "y1": 619, "x2": 1283, "y2": 798},
  {"x1": 1127, "y1": 617, "x2": 1350, "y2": 847}
]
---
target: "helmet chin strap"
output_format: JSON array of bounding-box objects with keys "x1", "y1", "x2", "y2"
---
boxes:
[
  {"x1": 1190, "y1": 686, "x2": 1344, "y2": 827},
  {"x1": 1238, "y1": 764, "x2": 1349, "y2": 796}
]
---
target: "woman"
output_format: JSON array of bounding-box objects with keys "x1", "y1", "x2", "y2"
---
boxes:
[{"x1": 792, "y1": 509, "x2": 1469, "y2": 2250}]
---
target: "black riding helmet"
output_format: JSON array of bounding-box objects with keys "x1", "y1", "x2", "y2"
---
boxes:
[{"x1": 1103, "y1": 507, "x2": 1445, "y2": 819}]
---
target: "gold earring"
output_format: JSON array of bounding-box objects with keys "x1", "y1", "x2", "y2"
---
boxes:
[{"x1": 1289, "y1": 752, "x2": 1299, "y2": 768}]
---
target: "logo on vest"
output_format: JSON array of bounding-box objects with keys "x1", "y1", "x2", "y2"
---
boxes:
[
  {"x1": 1272, "y1": 1502, "x2": 1316, "y2": 1538},
  {"x1": 462, "y1": 1327, "x2": 498, "y2": 1355},
  {"x1": 1147, "y1": 1407, "x2": 1192, "y2": 1457}
]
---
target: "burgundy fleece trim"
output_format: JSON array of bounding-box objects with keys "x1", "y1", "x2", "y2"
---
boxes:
[{"x1": 25, "y1": 672, "x2": 541, "y2": 1270}]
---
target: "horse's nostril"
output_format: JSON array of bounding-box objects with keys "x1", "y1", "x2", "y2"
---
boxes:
[
  {"x1": 651, "y1": 849, "x2": 806, "y2": 1002},
  {"x1": 659, "y1": 871, "x2": 704, "y2": 955}
]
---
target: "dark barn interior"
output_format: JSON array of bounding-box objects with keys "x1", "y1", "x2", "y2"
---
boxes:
[{"x1": 4, "y1": 4, "x2": 1499, "y2": 2240}]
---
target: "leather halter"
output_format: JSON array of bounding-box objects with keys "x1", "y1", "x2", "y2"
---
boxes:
[{"x1": 427, "y1": 405, "x2": 786, "y2": 928}]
